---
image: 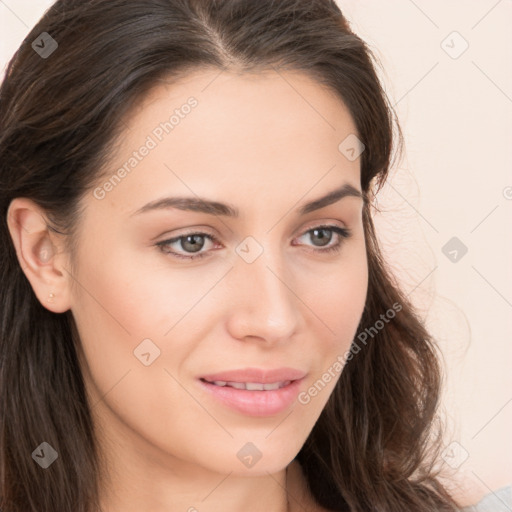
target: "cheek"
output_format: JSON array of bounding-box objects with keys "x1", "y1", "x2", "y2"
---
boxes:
[
  {"x1": 296, "y1": 267, "x2": 368, "y2": 419},
  {"x1": 68, "y1": 245, "x2": 176, "y2": 403},
  {"x1": 69, "y1": 238, "x2": 233, "y2": 418},
  {"x1": 299, "y1": 242, "x2": 368, "y2": 395},
  {"x1": 305, "y1": 241, "x2": 368, "y2": 342},
  {"x1": 69, "y1": 245, "x2": 218, "y2": 465},
  {"x1": 71, "y1": 240, "x2": 215, "y2": 344}
]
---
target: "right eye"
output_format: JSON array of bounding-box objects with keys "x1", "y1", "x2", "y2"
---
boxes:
[{"x1": 155, "y1": 231, "x2": 220, "y2": 260}]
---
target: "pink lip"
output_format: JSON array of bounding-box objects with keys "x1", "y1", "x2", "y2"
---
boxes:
[{"x1": 198, "y1": 367, "x2": 307, "y2": 417}]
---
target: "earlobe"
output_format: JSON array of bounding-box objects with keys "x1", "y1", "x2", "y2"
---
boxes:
[{"x1": 6, "y1": 198, "x2": 72, "y2": 313}]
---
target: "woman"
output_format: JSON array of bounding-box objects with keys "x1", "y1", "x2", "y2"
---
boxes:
[{"x1": 0, "y1": 1, "x2": 503, "y2": 511}]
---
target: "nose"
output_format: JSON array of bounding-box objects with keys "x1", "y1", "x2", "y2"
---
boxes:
[{"x1": 224, "y1": 244, "x2": 301, "y2": 345}]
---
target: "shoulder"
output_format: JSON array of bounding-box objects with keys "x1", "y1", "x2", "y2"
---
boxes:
[{"x1": 459, "y1": 486, "x2": 512, "y2": 512}]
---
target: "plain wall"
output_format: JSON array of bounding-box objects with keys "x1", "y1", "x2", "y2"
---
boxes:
[{"x1": 1, "y1": 0, "x2": 510, "y2": 506}]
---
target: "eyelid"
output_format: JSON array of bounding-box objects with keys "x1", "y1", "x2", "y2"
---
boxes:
[
  {"x1": 298, "y1": 219, "x2": 347, "y2": 234},
  {"x1": 160, "y1": 219, "x2": 348, "y2": 240},
  {"x1": 155, "y1": 222, "x2": 351, "y2": 260}
]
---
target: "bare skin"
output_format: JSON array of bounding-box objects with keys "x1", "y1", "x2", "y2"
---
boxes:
[{"x1": 7, "y1": 68, "x2": 367, "y2": 512}]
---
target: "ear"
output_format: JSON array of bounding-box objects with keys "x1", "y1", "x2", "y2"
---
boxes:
[{"x1": 6, "y1": 197, "x2": 73, "y2": 313}]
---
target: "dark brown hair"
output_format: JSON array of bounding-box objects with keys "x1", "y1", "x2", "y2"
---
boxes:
[{"x1": 0, "y1": 0, "x2": 458, "y2": 510}]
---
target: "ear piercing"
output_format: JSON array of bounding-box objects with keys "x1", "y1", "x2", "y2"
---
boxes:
[{"x1": 48, "y1": 292, "x2": 55, "y2": 303}]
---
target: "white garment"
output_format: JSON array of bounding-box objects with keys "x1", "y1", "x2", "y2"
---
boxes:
[{"x1": 461, "y1": 486, "x2": 512, "y2": 512}]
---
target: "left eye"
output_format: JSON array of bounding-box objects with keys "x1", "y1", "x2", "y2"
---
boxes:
[{"x1": 155, "y1": 224, "x2": 352, "y2": 260}]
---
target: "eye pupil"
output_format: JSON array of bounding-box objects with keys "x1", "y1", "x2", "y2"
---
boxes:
[
  {"x1": 182, "y1": 234, "x2": 204, "y2": 253},
  {"x1": 311, "y1": 228, "x2": 332, "y2": 247}
]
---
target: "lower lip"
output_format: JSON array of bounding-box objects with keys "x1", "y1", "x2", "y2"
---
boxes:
[{"x1": 198, "y1": 378, "x2": 304, "y2": 417}]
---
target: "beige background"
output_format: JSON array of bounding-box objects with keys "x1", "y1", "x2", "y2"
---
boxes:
[{"x1": 1, "y1": 0, "x2": 511, "y2": 505}]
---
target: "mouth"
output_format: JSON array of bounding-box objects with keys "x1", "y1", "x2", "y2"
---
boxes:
[
  {"x1": 199, "y1": 378, "x2": 292, "y2": 391},
  {"x1": 197, "y1": 367, "x2": 306, "y2": 417}
]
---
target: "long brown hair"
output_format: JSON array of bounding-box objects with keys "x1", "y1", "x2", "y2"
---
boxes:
[{"x1": 0, "y1": 1, "x2": 458, "y2": 510}]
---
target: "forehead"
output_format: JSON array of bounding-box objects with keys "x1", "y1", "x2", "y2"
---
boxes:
[
  {"x1": 120, "y1": 67, "x2": 359, "y2": 158},
  {"x1": 90, "y1": 68, "x2": 362, "y2": 217}
]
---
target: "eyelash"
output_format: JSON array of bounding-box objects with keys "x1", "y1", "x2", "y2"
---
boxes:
[{"x1": 155, "y1": 224, "x2": 352, "y2": 261}]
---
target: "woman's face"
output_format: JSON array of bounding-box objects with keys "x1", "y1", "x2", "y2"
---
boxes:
[{"x1": 68, "y1": 68, "x2": 368, "y2": 476}]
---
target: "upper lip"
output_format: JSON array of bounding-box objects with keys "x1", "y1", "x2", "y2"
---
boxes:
[{"x1": 200, "y1": 367, "x2": 307, "y2": 384}]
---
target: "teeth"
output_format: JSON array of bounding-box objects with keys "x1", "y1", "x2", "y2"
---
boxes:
[
  {"x1": 263, "y1": 382, "x2": 281, "y2": 391},
  {"x1": 226, "y1": 381, "x2": 246, "y2": 390},
  {"x1": 246, "y1": 382, "x2": 265, "y2": 390},
  {"x1": 208, "y1": 380, "x2": 291, "y2": 390}
]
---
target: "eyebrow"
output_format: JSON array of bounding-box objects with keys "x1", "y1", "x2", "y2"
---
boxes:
[{"x1": 130, "y1": 182, "x2": 364, "y2": 218}]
